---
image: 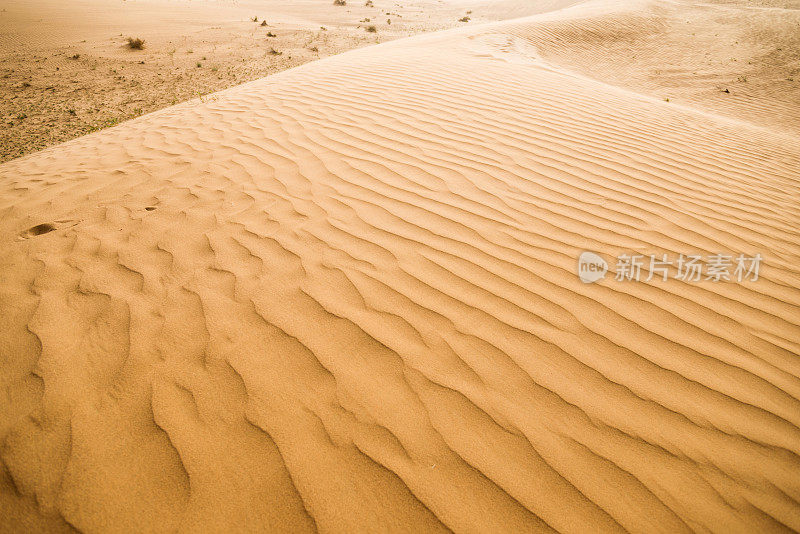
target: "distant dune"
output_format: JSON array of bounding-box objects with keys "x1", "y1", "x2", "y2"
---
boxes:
[{"x1": 1, "y1": 0, "x2": 799, "y2": 532}]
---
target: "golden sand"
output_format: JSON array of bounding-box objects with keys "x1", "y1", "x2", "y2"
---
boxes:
[{"x1": 1, "y1": 0, "x2": 799, "y2": 531}]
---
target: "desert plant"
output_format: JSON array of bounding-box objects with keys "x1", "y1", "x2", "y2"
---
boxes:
[
  {"x1": 366, "y1": 25, "x2": 377, "y2": 32},
  {"x1": 252, "y1": 16, "x2": 258, "y2": 22},
  {"x1": 333, "y1": 0, "x2": 346, "y2": 5},
  {"x1": 71, "y1": 53, "x2": 80, "y2": 60},
  {"x1": 260, "y1": 20, "x2": 267, "y2": 26},
  {"x1": 266, "y1": 31, "x2": 276, "y2": 37},
  {"x1": 365, "y1": 0, "x2": 373, "y2": 5},
  {"x1": 269, "y1": 47, "x2": 282, "y2": 55},
  {"x1": 127, "y1": 37, "x2": 145, "y2": 49},
  {"x1": 458, "y1": 16, "x2": 470, "y2": 22}
]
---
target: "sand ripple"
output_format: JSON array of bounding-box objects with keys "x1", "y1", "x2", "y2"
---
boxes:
[{"x1": 1, "y1": 1, "x2": 799, "y2": 532}]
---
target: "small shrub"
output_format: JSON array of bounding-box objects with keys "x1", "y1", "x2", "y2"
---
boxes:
[
  {"x1": 252, "y1": 16, "x2": 258, "y2": 22},
  {"x1": 365, "y1": 0, "x2": 373, "y2": 5},
  {"x1": 196, "y1": 62, "x2": 202, "y2": 67},
  {"x1": 127, "y1": 37, "x2": 145, "y2": 49},
  {"x1": 366, "y1": 25, "x2": 377, "y2": 32},
  {"x1": 260, "y1": 20, "x2": 267, "y2": 26},
  {"x1": 71, "y1": 53, "x2": 80, "y2": 60},
  {"x1": 269, "y1": 47, "x2": 282, "y2": 55},
  {"x1": 333, "y1": 0, "x2": 346, "y2": 5},
  {"x1": 266, "y1": 31, "x2": 277, "y2": 37},
  {"x1": 458, "y1": 16, "x2": 470, "y2": 22}
]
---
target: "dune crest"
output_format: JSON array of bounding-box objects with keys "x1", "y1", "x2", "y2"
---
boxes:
[{"x1": 2, "y1": 0, "x2": 800, "y2": 532}]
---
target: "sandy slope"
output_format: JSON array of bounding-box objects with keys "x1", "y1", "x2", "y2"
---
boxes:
[
  {"x1": 1, "y1": 0, "x2": 482, "y2": 162},
  {"x1": 508, "y1": 0, "x2": 800, "y2": 135},
  {"x1": 1, "y1": 0, "x2": 800, "y2": 532}
]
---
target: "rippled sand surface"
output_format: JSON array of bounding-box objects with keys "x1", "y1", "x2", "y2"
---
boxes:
[{"x1": 1, "y1": 0, "x2": 799, "y2": 531}]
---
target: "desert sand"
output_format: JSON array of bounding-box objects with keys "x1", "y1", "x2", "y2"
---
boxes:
[
  {"x1": 1, "y1": 0, "x2": 800, "y2": 532},
  {"x1": 1, "y1": 0, "x2": 492, "y2": 162}
]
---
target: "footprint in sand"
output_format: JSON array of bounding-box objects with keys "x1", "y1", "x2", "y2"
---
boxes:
[{"x1": 18, "y1": 220, "x2": 76, "y2": 239}]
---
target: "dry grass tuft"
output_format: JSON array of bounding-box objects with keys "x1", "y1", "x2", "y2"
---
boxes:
[{"x1": 127, "y1": 37, "x2": 145, "y2": 49}]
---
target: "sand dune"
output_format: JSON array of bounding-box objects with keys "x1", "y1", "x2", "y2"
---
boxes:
[
  {"x1": 1, "y1": 0, "x2": 485, "y2": 162},
  {"x1": 1, "y1": 0, "x2": 800, "y2": 532},
  {"x1": 506, "y1": 0, "x2": 800, "y2": 135}
]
